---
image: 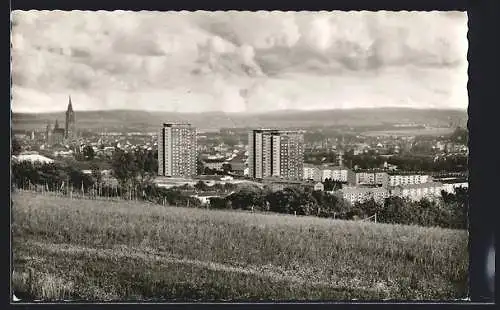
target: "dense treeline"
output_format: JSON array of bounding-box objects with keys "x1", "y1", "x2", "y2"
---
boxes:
[
  {"x1": 12, "y1": 156, "x2": 467, "y2": 230},
  {"x1": 209, "y1": 186, "x2": 468, "y2": 230}
]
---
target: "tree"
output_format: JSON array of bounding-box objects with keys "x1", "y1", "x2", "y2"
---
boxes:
[
  {"x1": 222, "y1": 163, "x2": 232, "y2": 174},
  {"x1": 90, "y1": 163, "x2": 102, "y2": 184},
  {"x1": 211, "y1": 183, "x2": 225, "y2": 192},
  {"x1": 450, "y1": 127, "x2": 468, "y2": 144},
  {"x1": 228, "y1": 188, "x2": 265, "y2": 211},
  {"x1": 65, "y1": 166, "x2": 94, "y2": 190},
  {"x1": 266, "y1": 187, "x2": 316, "y2": 215},
  {"x1": 379, "y1": 197, "x2": 406, "y2": 224},
  {"x1": 356, "y1": 198, "x2": 382, "y2": 219},
  {"x1": 82, "y1": 145, "x2": 95, "y2": 160},
  {"x1": 111, "y1": 148, "x2": 138, "y2": 188},
  {"x1": 223, "y1": 183, "x2": 237, "y2": 193},
  {"x1": 323, "y1": 178, "x2": 343, "y2": 191},
  {"x1": 194, "y1": 180, "x2": 208, "y2": 192},
  {"x1": 145, "y1": 150, "x2": 158, "y2": 174},
  {"x1": 209, "y1": 197, "x2": 228, "y2": 209},
  {"x1": 196, "y1": 159, "x2": 204, "y2": 175},
  {"x1": 12, "y1": 138, "x2": 22, "y2": 155}
]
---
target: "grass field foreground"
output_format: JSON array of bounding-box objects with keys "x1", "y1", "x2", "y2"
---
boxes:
[{"x1": 12, "y1": 192, "x2": 469, "y2": 301}]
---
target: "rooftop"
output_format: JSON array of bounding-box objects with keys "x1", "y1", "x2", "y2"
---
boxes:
[
  {"x1": 341, "y1": 186, "x2": 388, "y2": 194},
  {"x1": 394, "y1": 182, "x2": 443, "y2": 189}
]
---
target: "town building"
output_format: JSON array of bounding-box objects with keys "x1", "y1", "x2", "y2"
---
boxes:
[
  {"x1": 441, "y1": 179, "x2": 468, "y2": 194},
  {"x1": 51, "y1": 120, "x2": 66, "y2": 145},
  {"x1": 227, "y1": 157, "x2": 246, "y2": 176},
  {"x1": 248, "y1": 129, "x2": 304, "y2": 181},
  {"x1": 390, "y1": 182, "x2": 443, "y2": 201},
  {"x1": 355, "y1": 170, "x2": 389, "y2": 187},
  {"x1": 321, "y1": 165, "x2": 355, "y2": 184},
  {"x1": 44, "y1": 96, "x2": 77, "y2": 146},
  {"x1": 388, "y1": 173, "x2": 432, "y2": 187},
  {"x1": 262, "y1": 177, "x2": 312, "y2": 192},
  {"x1": 340, "y1": 186, "x2": 390, "y2": 204},
  {"x1": 45, "y1": 123, "x2": 53, "y2": 145},
  {"x1": 303, "y1": 164, "x2": 322, "y2": 182},
  {"x1": 158, "y1": 123, "x2": 197, "y2": 178},
  {"x1": 446, "y1": 142, "x2": 468, "y2": 154},
  {"x1": 314, "y1": 182, "x2": 325, "y2": 191},
  {"x1": 202, "y1": 158, "x2": 226, "y2": 171}
]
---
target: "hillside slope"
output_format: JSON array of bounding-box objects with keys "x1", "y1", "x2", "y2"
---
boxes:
[{"x1": 12, "y1": 192, "x2": 468, "y2": 301}]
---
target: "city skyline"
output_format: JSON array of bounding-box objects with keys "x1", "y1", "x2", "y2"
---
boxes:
[{"x1": 11, "y1": 11, "x2": 468, "y2": 113}]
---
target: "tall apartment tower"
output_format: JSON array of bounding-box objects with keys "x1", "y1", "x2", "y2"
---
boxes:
[
  {"x1": 248, "y1": 129, "x2": 304, "y2": 180},
  {"x1": 158, "y1": 123, "x2": 197, "y2": 177},
  {"x1": 65, "y1": 95, "x2": 76, "y2": 140}
]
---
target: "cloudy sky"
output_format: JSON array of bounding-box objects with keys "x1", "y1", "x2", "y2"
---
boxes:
[{"x1": 11, "y1": 10, "x2": 468, "y2": 113}]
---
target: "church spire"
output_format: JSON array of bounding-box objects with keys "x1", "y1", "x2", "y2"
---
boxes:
[{"x1": 67, "y1": 95, "x2": 73, "y2": 112}]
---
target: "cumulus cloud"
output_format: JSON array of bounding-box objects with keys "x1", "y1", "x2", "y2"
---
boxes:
[{"x1": 10, "y1": 10, "x2": 468, "y2": 113}]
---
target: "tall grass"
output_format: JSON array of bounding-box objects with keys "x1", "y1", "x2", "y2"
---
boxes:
[{"x1": 12, "y1": 192, "x2": 468, "y2": 301}]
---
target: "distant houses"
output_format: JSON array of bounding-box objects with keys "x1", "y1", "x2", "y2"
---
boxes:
[
  {"x1": 390, "y1": 182, "x2": 444, "y2": 202},
  {"x1": 303, "y1": 164, "x2": 354, "y2": 183},
  {"x1": 301, "y1": 163, "x2": 464, "y2": 204},
  {"x1": 340, "y1": 186, "x2": 390, "y2": 204},
  {"x1": 313, "y1": 182, "x2": 324, "y2": 191}
]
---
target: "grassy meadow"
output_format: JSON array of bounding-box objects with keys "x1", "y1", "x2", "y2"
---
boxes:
[{"x1": 12, "y1": 192, "x2": 469, "y2": 301}]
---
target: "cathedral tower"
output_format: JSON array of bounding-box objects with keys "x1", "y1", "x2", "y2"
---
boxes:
[{"x1": 65, "y1": 95, "x2": 76, "y2": 140}]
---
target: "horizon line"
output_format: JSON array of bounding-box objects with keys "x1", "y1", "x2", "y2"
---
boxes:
[{"x1": 11, "y1": 106, "x2": 468, "y2": 114}]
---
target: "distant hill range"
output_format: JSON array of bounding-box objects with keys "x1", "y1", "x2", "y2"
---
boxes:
[{"x1": 12, "y1": 108, "x2": 467, "y2": 132}]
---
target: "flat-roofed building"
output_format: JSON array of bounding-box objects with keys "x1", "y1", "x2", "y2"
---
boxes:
[
  {"x1": 262, "y1": 177, "x2": 312, "y2": 192},
  {"x1": 390, "y1": 182, "x2": 443, "y2": 201},
  {"x1": 388, "y1": 173, "x2": 432, "y2": 187},
  {"x1": 355, "y1": 170, "x2": 389, "y2": 187},
  {"x1": 303, "y1": 164, "x2": 322, "y2": 182},
  {"x1": 340, "y1": 186, "x2": 390, "y2": 204},
  {"x1": 440, "y1": 179, "x2": 468, "y2": 194},
  {"x1": 158, "y1": 123, "x2": 197, "y2": 177},
  {"x1": 321, "y1": 165, "x2": 355, "y2": 184},
  {"x1": 248, "y1": 129, "x2": 304, "y2": 181}
]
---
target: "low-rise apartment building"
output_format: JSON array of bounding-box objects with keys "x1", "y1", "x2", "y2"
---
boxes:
[
  {"x1": 390, "y1": 182, "x2": 443, "y2": 201},
  {"x1": 303, "y1": 164, "x2": 322, "y2": 182},
  {"x1": 320, "y1": 165, "x2": 355, "y2": 183},
  {"x1": 302, "y1": 164, "x2": 355, "y2": 184},
  {"x1": 262, "y1": 177, "x2": 313, "y2": 192},
  {"x1": 203, "y1": 159, "x2": 226, "y2": 171},
  {"x1": 388, "y1": 173, "x2": 432, "y2": 187},
  {"x1": 340, "y1": 186, "x2": 390, "y2": 205},
  {"x1": 440, "y1": 179, "x2": 468, "y2": 194},
  {"x1": 355, "y1": 170, "x2": 389, "y2": 187}
]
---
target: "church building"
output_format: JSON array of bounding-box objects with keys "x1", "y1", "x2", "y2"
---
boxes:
[
  {"x1": 45, "y1": 96, "x2": 77, "y2": 145},
  {"x1": 65, "y1": 95, "x2": 76, "y2": 140}
]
